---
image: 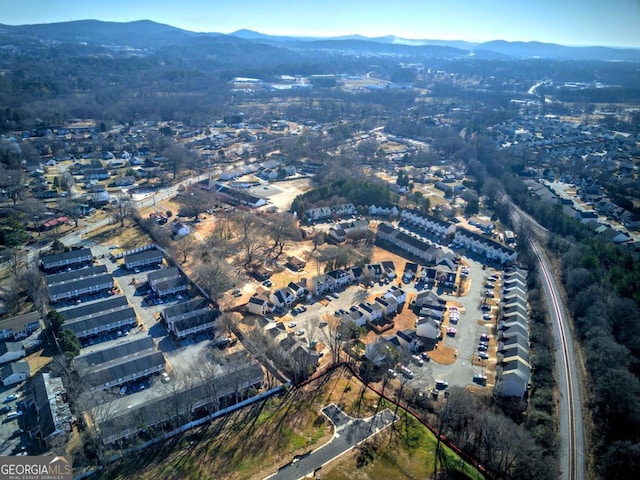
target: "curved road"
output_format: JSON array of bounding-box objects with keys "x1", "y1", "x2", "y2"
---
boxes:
[{"x1": 265, "y1": 405, "x2": 397, "y2": 480}]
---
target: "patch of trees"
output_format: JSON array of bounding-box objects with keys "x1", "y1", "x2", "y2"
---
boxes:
[{"x1": 290, "y1": 178, "x2": 397, "y2": 217}]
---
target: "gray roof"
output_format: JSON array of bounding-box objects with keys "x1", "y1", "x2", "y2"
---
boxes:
[
  {"x1": 2, "y1": 360, "x2": 30, "y2": 378},
  {"x1": 124, "y1": 249, "x2": 163, "y2": 265},
  {"x1": 59, "y1": 296, "x2": 129, "y2": 321},
  {"x1": 84, "y1": 351, "x2": 165, "y2": 388},
  {"x1": 100, "y1": 361, "x2": 263, "y2": 442},
  {"x1": 64, "y1": 307, "x2": 137, "y2": 337},
  {"x1": 173, "y1": 310, "x2": 218, "y2": 333},
  {"x1": 148, "y1": 267, "x2": 180, "y2": 285},
  {"x1": 153, "y1": 276, "x2": 188, "y2": 294},
  {"x1": 41, "y1": 248, "x2": 92, "y2": 269},
  {"x1": 48, "y1": 273, "x2": 114, "y2": 297},
  {"x1": 31, "y1": 373, "x2": 72, "y2": 439},
  {"x1": 163, "y1": 298, "x2": 210, "y2": 319},
  {"x1": 45, "y1": 265, "x2": 108, "y2": 286},
  {"x1": 0, "y1": 341, "x2": 25, "y2": 356},
  {"x1": 0, "y1": 311, "x2": 41, "y2": 333},
  {"x1": 74, "y1": 336, "x2": 156, "y2": 375}
]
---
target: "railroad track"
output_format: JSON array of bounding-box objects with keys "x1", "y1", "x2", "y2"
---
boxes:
[{"x1": 530, "y1": 240, "x2": 581, "y2": 480}]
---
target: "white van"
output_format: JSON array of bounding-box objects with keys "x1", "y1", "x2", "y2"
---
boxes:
[{"x1": 7, "y1": 411, "x2": 22, "y2": 420}]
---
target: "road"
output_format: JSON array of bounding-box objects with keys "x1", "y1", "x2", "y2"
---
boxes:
[{"x1": 265, "y1": 405, "x2": 397, "y2": 480}]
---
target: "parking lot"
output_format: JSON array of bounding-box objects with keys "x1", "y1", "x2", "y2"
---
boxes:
[
  {"x1": 265, "y1": 250, "x2": 503, "y2": 395},
  {"x1": 0, "y1": 384, "x2": 28, "y2": 456}
]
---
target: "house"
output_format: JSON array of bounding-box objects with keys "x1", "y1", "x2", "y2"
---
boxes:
[
  {"x1": 45, "y1": 265, "x2": 108, "y2": 287},
  {"x1": 100, "y1": 359, "x2": 263, "y2": 445},
  {"x1": 39, "y1": 216, "x2": 69, "y2": 231},
  {"x1": 341, "y1": 309, "x2": 367, "y2": 327},
  {"x1": 365, "y1": 337, "x2": 399, "y2": 366},
  {"x1": 171, "y1": 310, "x2": 217, "y2": 339},
  {"x1": 247, "y1": 295, "x2": 273, "y2": 316},
  {"x1": 381, "y1": 260, "x2": 396, "y2": 278},
  {"x1": 454, "y1": 228, "x2": 517, "y2": 264},
  {"x1": 306, "y1": 274, "x2": 335, "y2": 296},
  {"x1": 416, "y1": 317, "x2": 441, "y2": 340},
  {"x1": 400, "y1": 209, "x2": 456, "y2": 237},
  {"x1": 287, "y1": 256, "x2": 307, "y2": 272},
  {"x1": 40, "y1": 248, "x2": 93, "y2": 272},
  {"x1": 64, "y1": 307, "x2": 137, "y2": 340},
  {"x1": 286, "y1": 281, "x2": 307, "y2": 299},
  {"x1": 269, "y1": 287, "x2": 295, "y2": 308},
  {"x1": 264, "y1": 322, "x2": 288, "y2": 343},
  {"x1": 0, "y1": 342, "x2": 26, "y2": 364},
  {"x1": 84, "y1": 351, "x2": 166, "y2": 392},
  {"x1": 359, "y1": 302, "x2": 383, "y2": 322},
  {"x1": 26, "y1": 373, "x2": 73, "y2": 450},
  {"x1": 148, "y1": 267, "x2": 180, "y2": 288},
  {"x1": 436, "y1": 264, "x2": 457, "y2": 287},
  {"x1": 1, "y1": 360, "x2": 30, "y2": 386},
  {"x1": 0, "y1": 312, "x2": 42, "y2": 341},
  {"x1": 468, "y1": 216, "x2": 494, "y2": 233},
  {"x1": 375, "y1": 296, "x2": 398, "y2": 316},
  {"x1": 384, "y1": 286, "x2": 407, "y2": 304},
  {"x1": 252, "y1": 264, "x2": 273, "y2": 281},
  {"x1": 59, "y1": 295, "x2": 129, "y2": 323},
  {"x1": 369, "y1": 205, "x2": 399, "y2": 217},
  {"x1": 48, "y1": 273, "x2": 114, "y2": 303},
  {"x1": 74, "y1": 336, "x2": 156, "y2": 376},
  {"x1": 396, "y1": 329, "x2": 423, "y2": 352},
  {"x1": 495, "y1": 357, "x2": 531, "y2": 399},
  {"x1": 327, "y1": 269, "x2": 354, "y2": 289},
  {"x1": 172, "y1": 222, "x2": 191, "y2": 237},
  {"x1": 152, "y1": 276, "x2": 189, "y2": 298},
  {"x1": 124, "y1": 249, "x2": 163, "y2": 271},
  {"x1": 413, "y1": 290, "x2": 446, "y2": 310}
]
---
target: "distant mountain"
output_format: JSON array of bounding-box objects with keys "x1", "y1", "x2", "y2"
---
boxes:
[
  {"x1": 1, "y1": 20, "x2": 639, "y2": 62},
  {"x1": 478, "y1": 40, "x2": 640, "y2": 61}
]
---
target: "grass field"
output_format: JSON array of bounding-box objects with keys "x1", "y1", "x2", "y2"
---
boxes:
[{"x1": 97, "y1": 366, "x2": 483, "y2": 480}]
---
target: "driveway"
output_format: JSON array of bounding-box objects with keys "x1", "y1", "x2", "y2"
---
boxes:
[{"x1": 265, "y1": 404, "x2": 397, "y2": 480}]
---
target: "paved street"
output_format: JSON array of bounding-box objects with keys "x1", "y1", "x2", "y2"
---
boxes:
[{"x1": 266, "y1": 404, "x2": 397, "y2": 480}]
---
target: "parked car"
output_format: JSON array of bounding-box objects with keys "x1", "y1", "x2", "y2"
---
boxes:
[
  {"x1": 478, "y1": 352, "x2": 490, "y2": 360},
  {"x1": 435, "y1": 379, "x2": 449, "y2": 390},
  {"x1": 331, "y1": 291, "x2": 340, "y2": 298},
  {"x1": 421, "y1": 352, "x2": 431, "y2": 362},
  {"x1": 295, "y1": 329, "x2": 305, "y2": 336},
  {"x1": 477, "y1": 344, "x2": 488, "y2": 352},
  {"x1": 288, "y1": 322, "x2": 297, "y2": 328},
  {"x1": 483, "y1": 313, "x2": 491, "y2": 320},
  {"x1": 387, "y1": 369, "x2": 397, "y2": 378},
  {"x1": 480, "y1": 333, "x2": 490, "y2": 342},
  {"x1": 3, "y1": 394, "x2": 18, "y2": 403},
  {"x1": 6, "y1": 411, "x2": 22, "y2": 420},
  {"x1": 473, "y1": 374, "x2": 487, "y2": 385},
  {"x1": 446, "y1": 327, "x2": 457, "y2": 336},
  {"x1": 324, "y1": 295, "x2": 332, "y2": 301}
]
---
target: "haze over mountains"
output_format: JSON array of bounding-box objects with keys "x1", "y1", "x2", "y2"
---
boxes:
[{"x1": 1, "y1": 19, "x2": 639, "y2": 62}]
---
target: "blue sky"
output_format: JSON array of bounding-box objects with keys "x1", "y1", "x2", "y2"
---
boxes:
[{"x1": 2, "y1": 0, "x2": 639, "y2": 47}]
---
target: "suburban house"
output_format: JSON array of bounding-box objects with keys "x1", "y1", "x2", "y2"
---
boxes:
[
  {"x1": 395, "y1": 329, "x2": 423, "y2": 352},
  {"x1": 269, "y1": 287, "x2": 296, "y2": 308},
  {"x1": 375, "y1": 296, "x2": 398, "y2": 316},
  {"x1": 365, "y1": 337, "x2": 399, "y2": 366},
  {"x1": 328, "y1": 219, "x2": 370, "y2": 242},
  {"x1": 306, "y1": 274, "x2": 335, "y2": 296},
  {"x1": 340, "y1": 309, "x2": 367, "y2": 327},
  {"x1": 468, "y1": 216, "x2": 494, "y2": 233},
  {"x1": 286, "y1": 256, "x2": 306, "y2": 272},
  {"x1": 27, "y1": 373, "x2": 73, "y2": 450},
  {"x1": 368, "y1": 205, "x2": 399, "y2": 217},
  {"x1": 40, "y1": 248, "x2": 93, "y2": 273},
  {"x1": 381, "y1": 260, "x2": 396, "y2": 278},
  {"x1": 305, "y1": 203, "x2": 356, "y2": 222},
  {"x1": 172, "y1": 222, "x2": 191, "y2": 237},
  {"x1": 358, "y1": 302, "x2": 384, "y2": 323},
  {"x1": 64, "y1": 307, "x2": 137, "y2": 340},
  {"x1": 416, "y1": 317, "x2": 441, "y2": 340},
  {"x1": 495, "y1": 357, "x2": 531, "y2": 399},
  {"x1": 84, "y1": 351, "x2": 166, "y2": 393},
  {"x1": 326, "y1": 269, "x2": 354, "y2": 289},
  {"x1": 148, "y1": 267, "x2": 180, "y2": 290},
  {"x1": 384, "y1": 286, "x2": 407, "y2": 304},
  {"x1": 377, "y1": 223, "x2": 442, "y2": 263},
  {"x1": 0, "y1": 312, "x2": 42, "y2": 341},
  {"x1": 1, "y1": 360, "x2": 30, "y2": 386},
  {"x1": 413, "y1": 290, "x2": 446, "y2": 310},
  {"x1": 124, "y1": 249, "x2": 163, "y2": 271},
  {"x1": 0, "y1": 342, "x2": 26, "y2": 364},
  {"x1": 252, "y1": 264, "x2": 273, "y2": 281},
  {"x1": 453, "y1": 228, "x2": 517, "y2": 265},
  {"x1": 247, "y1": 295, "x2": 273, "y2": 316},
  {"x1": 435, "y1": 264, "x2": 457, "y2": 287},
  {"x1": 48, "y1": 273, "x2": 114, "y2": 303},
  {"x1": 401, "y1": 209, "x2": 456, "y2": 237},
  {"x1": 286, "y1": 281, "x2": 307, "y2": 299}
]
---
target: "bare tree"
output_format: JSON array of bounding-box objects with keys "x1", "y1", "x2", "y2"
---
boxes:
[
  {"x1": 18, "y1": 197, "x2": 47, "y2": 234},
  {"x1": 6, "y1": 247, "x2": 27, "y2": 279},
  {"x1": 228, "y1": 211, "x2": 265, "y2": 268},
  {"x1": 109, "y1": 196, "x2": 133, "y2": 227},
  {"x1": 58, "y1": 198, "x2": 84, "y2": 228},
  {"x1": 76, "y1": 389, "x2": 121, "y2": 466},
  {"x1": 175, "y1": 186, "x2": 211, "y2": 220},
  {"x1": 172, "y1": 234, "x2": 196, "y2": 264},
  {"x1": 194, "y1": 258, "x2": 238, "y2": 300},
  {"x1": 0, "y1": 168, "x2": 28, "y2": 205},
  {"x1": 263, "y1": 212, "x2": 302, "y2": 263}
]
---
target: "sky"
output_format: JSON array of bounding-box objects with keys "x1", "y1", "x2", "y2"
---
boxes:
[{"x1": 2, "y1": 0, "x2": 640, "y2": 48}]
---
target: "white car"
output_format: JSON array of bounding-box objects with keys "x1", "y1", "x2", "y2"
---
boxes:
[
  {"x1": 295, "y1": 329, "x2": 305, "y2": 336},
  {"x1": 288, "y1": 322, "x2": 297, "y2": 328}
]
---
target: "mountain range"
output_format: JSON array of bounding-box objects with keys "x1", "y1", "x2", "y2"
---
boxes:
[{"x1": 1, "y1": 20, "x2": 639, "y2": 62}]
